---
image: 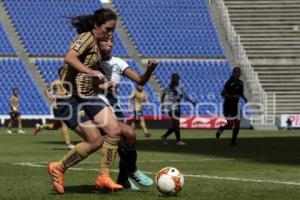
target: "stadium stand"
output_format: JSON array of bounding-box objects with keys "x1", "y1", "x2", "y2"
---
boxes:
[
  {"x1": 112, "y1": 0, "x2": 224, "y2": 57},
  {"x1": 223, "y1": 0, "x2": 300, "y2": 114},
  {"x1": 0, "y1": 22, "x2": 15, "y2": 55},
  {"x1": 0, "y1": 58, "x2": 50, "y2": 115},
  {"x1": 2, "y1": 0, "x2": 128, "y2": 57}
]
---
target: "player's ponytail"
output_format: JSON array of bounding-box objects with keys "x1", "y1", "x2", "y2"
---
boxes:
[{"x1": 70, "y1": 8, "x2": 117, "y2": 34}]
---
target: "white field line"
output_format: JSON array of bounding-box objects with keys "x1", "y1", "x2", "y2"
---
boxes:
[
  {"x1": 27, "y1": 157, "x2": 300, "y2": 165},
  {"x1": 13, "y1": 162, "x2": 300, "y2": 187}
]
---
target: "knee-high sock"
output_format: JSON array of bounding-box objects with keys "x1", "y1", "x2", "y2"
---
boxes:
[
  {"x1": 140, "y1": 119, "x2": 148, "y2": 134},
  {"x1": 40, "y1": 123, "x2": 55, "y2": 130},
  {"x1": 57, "y1": 142, "x2": 89, "y2": 171},
  {"x1": 100, "y1": 137, "x2": 120, "y2": 174},
  {"x1": 61, "y1": 124, "x2": 71, "y2": 145},
  {"x1": 117, "y1": 141, "x2": 137, "y2": 182},
  {"x1": 231, "y1": 120, "x2": 240, "y2": 143}
]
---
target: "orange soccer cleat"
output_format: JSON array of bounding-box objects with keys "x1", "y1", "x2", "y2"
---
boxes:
[
  {"x1": 48, "y1": 162, "x2": 65, "y2": 194},
  {"x1": 95, "y1": 173, "x2": 123, "y2": 191}
]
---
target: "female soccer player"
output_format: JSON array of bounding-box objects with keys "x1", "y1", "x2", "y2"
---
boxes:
[
  {"x1": 33, "y1": 68, "x2": 75, "y2": 150},
  {"x1": 7, "y1": 88, "x2": 25, "y2": 134},
  {"x1": 129, "y1": 84, "x2": 151, "y2": 137},
  {"x1": 161, "y1": 73, "x2": 196, "y2": 145},
  {"x1": 215, "y1": 67, "x2": 247, "y2": 146},
  {"x1": 96, "y1": 36, "x2": 157, "y2": 189},
  {"x1": 48, "y1": 9, "x2": 123, "y2": 194}
]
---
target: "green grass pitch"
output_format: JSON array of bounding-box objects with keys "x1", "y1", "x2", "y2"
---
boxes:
[{"x1": 0, "y1": 128, "x2": 299, "y2": 200}]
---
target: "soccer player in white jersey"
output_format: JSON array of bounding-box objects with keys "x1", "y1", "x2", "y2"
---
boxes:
[{"x1": 96, "y1": 36, "x2": 157, "y2": 189}]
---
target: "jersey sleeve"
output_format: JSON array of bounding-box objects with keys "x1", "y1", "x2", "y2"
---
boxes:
[
  {"x1": 114, "y1": 57, "x2": 129, "y2": 74},
  {"x1": 69, "y1": 32, "x2": 94, "y2": 55}
]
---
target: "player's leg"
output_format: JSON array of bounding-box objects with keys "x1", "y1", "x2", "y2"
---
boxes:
[
  {"x1": 17, "y1": 114, "x2": 25, "y2": 134},
  {"x1": 49, "y1": 120, "x2": 103, "y2": 194},
  {"x1": 230, "y1": 119, "x2": 240, "y2": 146},
  {"x1": 48, "y1": 97, "x2": 104, "y2": 193},
  {"x1": 60, "y1": 121, "x2": 75, "y2": 149},
  {"x1": 117, "y1": 122, "x2": 153, "y2": 189},
  {"x1": 139, "y1": 115, "x2": 150, "y2": 137},
  {"x1": 161, "y1": 111, "x2": 176, "y2": 144},
  {"x1": 33, "y1": 121, "x2": 58, "y2": 135},
  {"x1": 7, "y1": 114, "x2": 13, "y2": 134},
  {"x1": 78, "y1": 97, "x2": 123, "y2": 191}
]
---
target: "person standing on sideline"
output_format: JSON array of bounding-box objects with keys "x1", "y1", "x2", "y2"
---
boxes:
[
  {"x1": 215, "y1": 67, "x2": 248, "y2": 146},
  {"x1": 7, "y1": 88, "x2": 25, "y2": 134},
  {"x1": 286, "y1": 117, "x2": 292, "y2": 130},
  {"x1": 161, "y1": 73, "x2": 196, "y2": 145},
  {"x1": 129, "y1": 84, "x2": 152, "y2": 137}
]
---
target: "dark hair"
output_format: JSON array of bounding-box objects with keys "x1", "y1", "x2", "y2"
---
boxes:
[
  {"x1": 70, "y1": 8, "x2": 117, "y2": 34},
  {"x1": 171, "y1": 73, "x2": 180, "y2": 79},
  {"x1": 13, "y1": 88, "x2": 17, "y2": 92}
]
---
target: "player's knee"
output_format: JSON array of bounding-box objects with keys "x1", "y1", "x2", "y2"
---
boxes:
[{"x1": 122, "y1": 126, "x2": 136, "y2": 144}]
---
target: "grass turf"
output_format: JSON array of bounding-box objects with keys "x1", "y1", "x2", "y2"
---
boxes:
[{"x1": 0, "y1": 128, "x2": 299, "y2": 200}]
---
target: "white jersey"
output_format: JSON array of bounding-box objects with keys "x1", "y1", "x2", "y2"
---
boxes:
[
  {"x1": 163, "y1": 85, "x2": 185, "y2": 112},
  {"x1": 96, "y1": 56, "x2": 129, "y2": 106}
]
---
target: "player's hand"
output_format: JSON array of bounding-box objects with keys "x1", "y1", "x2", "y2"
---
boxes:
[
  {"x1": 98, "y1": 81, "x2": 115, "y2": 90},
  {"x1": 89, "y1": 70, "x2": 105, "y2": 80},
  {"x1": 147, "y1": 60, "x2": 158, "y2": 71}
]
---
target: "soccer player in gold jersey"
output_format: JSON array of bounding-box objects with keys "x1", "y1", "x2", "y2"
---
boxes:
[
  {"x1": 48, "y1": 9, "x2": 123, "y2": 194},
  {"x1": 129, "y1": 84, "x2": 151, "y2": 137},
  {"x1": 7, "y1": 88, "x2": 25, "y2": 134},
  {"x1": 33, "y1": 68, "x2": 75, "y2": 150}
]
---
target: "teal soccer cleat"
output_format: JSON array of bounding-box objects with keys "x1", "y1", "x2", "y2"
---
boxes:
[{"x1": 130, "y1": 169, "x2": 153, "y2": 187}]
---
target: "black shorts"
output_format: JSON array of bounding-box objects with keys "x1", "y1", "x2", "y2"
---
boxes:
[
  {"x1": 223, "y1": 105, "x2": 239, "y2": 120},
  {"x1": 75, "y1": 96, "x2": 107, "y2": 120},
  {"x1": 133, "y1": 110, "x2": 143, "y2": 120},
  {"x1": 9, "y1": 111, "x2": 20, "y2": 119},
  {"x1": 169, "y1": 110, "x2": 180, "y2": 119},
  {"x1": 55, "y1": 97, "x2": 91, "y2": 129}
]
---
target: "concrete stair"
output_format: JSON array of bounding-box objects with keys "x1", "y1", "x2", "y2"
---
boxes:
[{"x1": 224, "y1": 0, "x2": 300, "y2": 115}]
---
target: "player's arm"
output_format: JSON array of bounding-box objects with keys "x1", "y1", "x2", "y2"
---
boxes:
[
  {"x1": 241, "y1": 84, "x2": 248, "y2": 103},
  {"x1": 98, "y1": 81, "x2": 115, "y2": 90},
  {"x1": 64, "y1": 33, "x2": 104, "y2": 79},
  {"x1": 9, "y1": 96, "x2": 15, "y2": 111},
  {"x1": 221, "y1": 81, "x2": 235, "y2": 98},
  {"x1": 184, "y1": 95, "x2": 196, "y2": 106},
  {"x1": 64, "y1": 50, "x2": 104, "y2": 79},
  {"x1": 123, "y1": 60, "x2": 158, "y2": 85},
  {"x1": 144, "y1": 93, "x2": 152, "y2": 107},
  {"x1": 44, "y1": 84, "x2": 52, "y2": 100},
  {"x1": 161, "y1": 91, "x2": 166, "y2": 103}
]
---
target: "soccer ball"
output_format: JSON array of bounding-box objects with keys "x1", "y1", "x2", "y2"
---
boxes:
[{"x1": 155, "y1": 167, "x2": 184, "y2": 195}]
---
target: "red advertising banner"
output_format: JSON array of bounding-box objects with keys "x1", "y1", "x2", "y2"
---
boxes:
[{"x1": 180, "y1": 116, "x2": 227, "y2": 129}]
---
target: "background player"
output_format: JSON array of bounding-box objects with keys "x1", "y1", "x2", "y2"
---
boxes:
[
  {"x1": 7, "y1": 88, "x2": 25, "y2": 134},
  {"x1": 215, "y1": 66, "x2": 248, "y2": 146},
  {"x1": 161, "y1": 73, "x2": 196, "y2": 145},
  {"x1": 129, "y1": 84, "x2": 151, "y2": 137},
  {"x1": 33, "y1": 67, "x2": 75, "y2": 150}
]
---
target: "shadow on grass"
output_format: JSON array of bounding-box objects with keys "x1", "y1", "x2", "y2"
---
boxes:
[
  {"x1": 136, "y1": 136, "x2": 300, "y2": 166},
  {"x1": 63, "y1": 185, "x2": 149, "y2": 195}
]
